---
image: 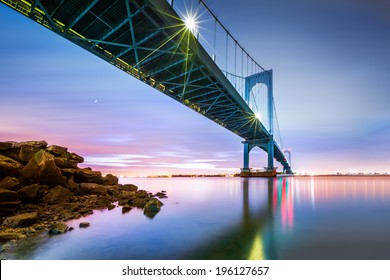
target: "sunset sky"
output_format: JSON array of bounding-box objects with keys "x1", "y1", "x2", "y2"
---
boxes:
[{"x1": 1, "y1": 0, "x2": 389, "y2": 176}]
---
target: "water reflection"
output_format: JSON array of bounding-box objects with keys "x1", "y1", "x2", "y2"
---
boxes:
[{"x1": 3, "y1": 176, "x2": 390, "y2": 260}]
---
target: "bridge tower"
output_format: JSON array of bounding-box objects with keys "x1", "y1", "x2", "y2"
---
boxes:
[{"x1": 242, "y1": 69, "x2": 275, "y2": 173}]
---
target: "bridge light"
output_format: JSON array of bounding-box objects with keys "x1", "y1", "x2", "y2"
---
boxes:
[
  {"x1": 255, "y1": 112, "x2": 261, "y2": 120},
  {"x1": 184, "y1": 15, "x2": 198, "y2": 33}
]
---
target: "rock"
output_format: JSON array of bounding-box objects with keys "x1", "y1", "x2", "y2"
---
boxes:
[
  {"x1": 19, "y1": 145, "x2": 40, "y2": 162},
  {"x1": 69, "y1": 152, "x2": 84, "y2": 163},
  {"x1": 17, "y1": 184, "x2": 49, "y2": 204},
  {"x1": 0, "y1": 201, "x2": 20, "y2": 216},
  {"x1": 66, "y1": 176, "x2": 79, "y2": 194},
  {"x1": 102, "y1": 174, "x2": 119, "y2": 185},
  {"x1": 2, "y1": 212, "x2": 38, "y2": 228},
  {"x1": 79, "y1": 183, "x2": 108, "y2": 196},
  {"x1": 0, "y1": 155, "x2": 23, "y2": 177},
  {"x1": 131, "y1": 198, "x2": 149, "y2": 208},
  {"x1": 143, "y1": 198, "x2": 164, "y2": 218},
  {"x1": 0, "y1": 188, "x2": 18, "y2": 202},
  {"x1": 122, "y1": 184, "x2": 138, "y2": 192},
  {"x1": 19, "y1": 150, "x2": 66, "y2": 186},
  {"x1": 54, "y1": 157, "x2": 78, "y2": 169},
  {"x1": 14, "y1": 141, "x2": 48, "y2": 149},
  {"x1": 155, "y1": 192, "x2": 168, "y2": 198},
  {"x1": 47, "y1": 145, "x2": 68, "y2": 157},
  {"x1": 107, "y1": 204, "x2": 116, "y2": 210},
  {"x1": 75, "y1": 168, "x2": 104, "y2": 183},
  {"x1": 79, "y1": 222, "x2": 90, "y2": 228},
  {"x1": 48, "y1": 223, "x2": 68, "y2": 234},
  {"x1": 0, "y1": 141, "x2": 14, "y2": 150},
  {"x1": 122, "y1": 205, "x2": 132, "y2": 214},
  {"x1": 61, "y1": 168, "x2": 79, "y2": 176},
  {"x1": 0, "y1": 176, "x2": 22, "y2": 191},
  {"x1": 0, "y1": 232, "x2": 25, "y2": 242},
  {"x1": 42, "y1": 186, "x2": 74, "y2": 204},
  {"x1": 96, "y1": 196, "x2": 111, "y2": 208},
  {"x1": 135, "y1": 190, "x2": 148, "y2": 198}
]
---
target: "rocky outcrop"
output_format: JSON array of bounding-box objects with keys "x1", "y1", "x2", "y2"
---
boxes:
[{"x1": 0, "y1": 140, "x2": 167, "y2": 243}]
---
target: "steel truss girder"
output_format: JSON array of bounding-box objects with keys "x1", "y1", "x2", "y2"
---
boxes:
[
  {"x1": 113, "y1": 29, "x2": 161, "y2": 60},
  {"x1": 145, "y1": 57, "x2": 187, "y2": 79},
  {"x1": 92, "y1": 5, "x2": 146, "y2": 48},
  {"x1": 65, "y1": 0, "x2": 100, "y2": 32}
]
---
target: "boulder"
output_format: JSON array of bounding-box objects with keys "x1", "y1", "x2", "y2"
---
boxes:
[
  {"x1": 69, "y1": 152, "x2": 84, "y2": 163},
  {"x1": 122, "y1": 205, "x2": 132, "y2": 214},
  {"x1": 0, "y1": 155, "x2": 23, "y2": 177},
  {"x1": 54, "y1": 157, "x2": 78, "y2": 169},
  {"x1": 19, "y1": 150, "x2": 66, "y2": 186},
  {"x1": 79, "y1": 222, "x2": 90, "y2": 228},
  {"x1": 47, "y1": 145, "x2": 68, "y2": 157},
  {"x1": 122, "y1": 184, "x2": 138, "y2": 192},
  {"x1": 14, "y1": 141, "x2": 48, "y2": 149},
  {"x1": 102, "y1": 173, "x2": 119, "y2": 185},
  {"x1": 42, "y1": 185, "x2": 74, "y2": 204},
  {"x1": 66, "y1": 176, "x2": 79, "y2": 194},
  {"x1": 79, "y1": 183, "x2": 108, "y2": 196},
  {"x1": 75, "y1": 168, "x2": 104, "y2": 183},
  {"x1": 0, "y1": 141, "x2": 14, "y2": 150},
  {"x1": 135, "y1": 190, "x2": 148, "y2": 198},
  {"x1": 0, "y1": 188, "x2": 18, "y2": 202},
  {"x1": 48, "y1": 223, "x2": 68, "y2": 234},
  {"x1": 0, "y1": 201, "x2": 20, "y2": 215},
  {"x1": 107, "y1": 204, "x2": 116, "y2": 210},
  {"x1": 0, "y1": 176, "x2": 22, "y2": 191},
  {"x1": 143, "y1": 198, "x2": 164, "y2": 218},
  {"x1": 17, "y1": 184, "x2": 49, "y2": 204},
  {"x1": 2, "y1": 212, "x2": 38, "y2": 228},
  {"x1": 19, "y1": 145, "x2": 40, "y2": 162},
  {"x1": 131, "y1": 198, "x2": 149, "y2": 208}
]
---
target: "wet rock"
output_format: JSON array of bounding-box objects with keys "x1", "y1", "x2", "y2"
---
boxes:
[
  {"x1": 143, "y1": 198, "x2": 164, "y2": 218},
  {"x1": 66, "y1": 176, "x2": 79, "y2": 194},
  {"x1": 155, "y1": 192, "x2": 168, "y2": 198},
  {"x1": 102, "y1": 174, "x2": 119, "y2": 185},
  {"x1": 0, "y1": 176, "x2": 22, "y2": 191},
  {"x1": 107, "y1": 204, "x2": 116, "y2": 210},
  {"x1": 135, "y1": 190, "x2": 148, "y2": 198},
  {"x1": 2, "y1": 212, "x2": 38, "y2": 228},
  {"x1": 122, "y1": 205, "x2": 132, "y2": 214},
  {"x1": 96, "y1": 196, "x2": 111, "y2": 208},
  {"x1": 42, "y1": 186, "x2": 74, "y2": 204},
  {"x1": 122, "y1": 184, "x2": 138, "y2": 192},
  {"x1": 79, "y1": 222, "x2": 90, "y2": 228},
  {"x1": 0, "y1": 155, "x2": 23, "y2": 177},
  {"x1": 17, "y1": 184, "x2": 49, "y2": 204},
  {"x1": 131, "y1": 198, "x2": 149, "y2": 208},
  {"x1": 0, "y1": 232, "x2": 25, "y2": 242},
  {"x1": 19, "y1": 150, "x2": 66, "y2": 186},
  {"x1": 79, "y1": 183, "x2": 108, "y2": 196},
  {"x1": 48, "y1": 223, "x2": 68, "y2": 234}
]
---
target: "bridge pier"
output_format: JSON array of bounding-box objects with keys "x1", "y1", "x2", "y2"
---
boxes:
[{"x1": 241, "y1": 139, "x2": 275, "y2": 176}]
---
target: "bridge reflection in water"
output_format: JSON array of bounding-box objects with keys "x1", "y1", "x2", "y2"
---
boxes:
[{"x1": 183, "y1": 177, "x2": 293, "y2": 260}]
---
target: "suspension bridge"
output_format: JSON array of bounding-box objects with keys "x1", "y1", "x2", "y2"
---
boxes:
[{"x1": 1, "y1": 0, "x2": 293, "y2": 175}]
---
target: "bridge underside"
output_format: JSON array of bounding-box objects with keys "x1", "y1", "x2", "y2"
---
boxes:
[{"x1": 1, "y1": 0, "x2": 292, "y2": 173}]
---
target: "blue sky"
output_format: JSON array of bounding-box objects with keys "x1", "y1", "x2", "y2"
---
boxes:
[{"x1": 1, "y1": 0, "x2": 389, "y2": 175}]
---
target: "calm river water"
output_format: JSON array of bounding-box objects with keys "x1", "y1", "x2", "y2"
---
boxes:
[{"x1": 2, "y1": 176, "x2": 390, "y2": 260}]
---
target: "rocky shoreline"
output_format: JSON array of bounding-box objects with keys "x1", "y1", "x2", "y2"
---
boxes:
[{"x1": 0, "y1": 140, "x2": 166, "y2": 250}]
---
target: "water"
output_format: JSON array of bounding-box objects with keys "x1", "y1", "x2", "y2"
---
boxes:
[{"x1": 2, "y1": 176, "x2": 390, "y2": 260}]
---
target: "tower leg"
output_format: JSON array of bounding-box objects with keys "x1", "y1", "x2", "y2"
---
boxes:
[
  {"x1": 267, "y1": 138, "x2": 274, "y2": 170},
  {"x1": 243, "y1": 142, "x2": 249, "y2": 171}
]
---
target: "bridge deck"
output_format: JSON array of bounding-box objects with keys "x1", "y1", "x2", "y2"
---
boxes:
[{"x1": 1, "y1": 0, "x2": 291, "y2": 171}]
